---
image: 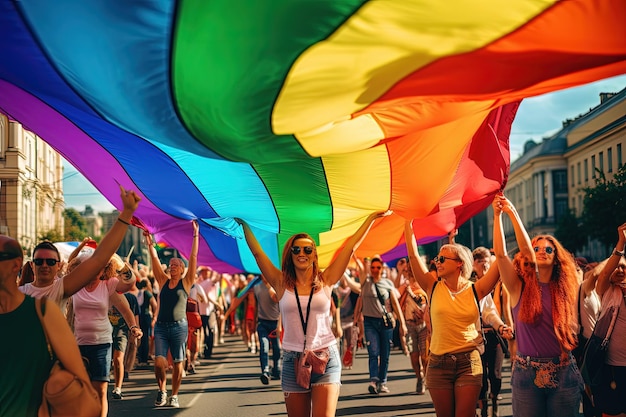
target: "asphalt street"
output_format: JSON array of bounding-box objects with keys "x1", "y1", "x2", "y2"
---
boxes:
[{"x1": 108, "y1": 334, "x2": 516, "y2": 417}]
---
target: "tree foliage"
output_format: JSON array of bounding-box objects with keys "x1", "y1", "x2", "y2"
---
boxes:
[
  {"x1": 581, "y1": 164, "x2": 626, "y2": 248},
  {"x1": 554, "y1": 208, "x2": 586, "y2": 255},
  {"x1": 38, "y1": 229, "x2": 64, "y2": 243},
  {"x1": 63, "y1": 208, "x2": 88, "y2": 241}
]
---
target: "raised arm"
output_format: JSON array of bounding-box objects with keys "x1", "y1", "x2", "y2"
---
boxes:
[
  {"x1": 182, "y1": 220, "x2": 200, "y2": 293},
  {"x1": 492, "y1": 194, "x2": 522, "y2": 300},
  {"x1": 323, "y1": 211, "x2": 390, "y2": 285},
  {"x1": 63, "y1": 185, "x2": 140, "y2": 298},
  {"x1": 581, "y1": 259, "x2": 606, "y2": 297},
  {"x1": 237, "y1": 220, "x2": 283, "y2": 291},
  {"x1": 500, "y1": 195, "x2": 534, "y2": 260},
  {"x1": 596, "y1": 222, "x2": 626, "y2": 297},
  {"x1": 341, "y1": 271, "x2": 362, "y2": 294},
  {"x1": 404, "y1": 220, "x2": 437, "y2": 296},
  {"x1": 474, "y1": 259, "x2": 500, "y2": 300},
  {"x1": 144, "y1": 233, "x2": 169, "y2": 289},
  {"x1": 67, "y1": 237, "x2": 93, "y2": 264}
]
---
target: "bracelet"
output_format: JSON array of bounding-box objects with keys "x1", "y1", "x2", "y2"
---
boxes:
[
  {"x1": 117, "y1": 217, "x2": 131, "y2": 226},
  {"x1": 130, "y1": 325, "x2": 139, "y2": 330},
  {"x1": 613, "y1": 249, "x2": 624, "y2": 257}
]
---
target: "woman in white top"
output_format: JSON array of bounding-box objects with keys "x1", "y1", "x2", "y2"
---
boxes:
[
  {"x1": 71, "y1": 253, "x2": 142, "y2": 417},
  {"x1": 238, "y1": 211, "x2": 388, "y2": 417}
]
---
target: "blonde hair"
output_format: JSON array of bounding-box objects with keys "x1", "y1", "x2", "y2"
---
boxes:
[{"x1": 440, "y1": 243, "x2": 473, "y2": 279}]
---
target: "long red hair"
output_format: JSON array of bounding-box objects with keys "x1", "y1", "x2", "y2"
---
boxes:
[{"x1": 513, "y1": 235, "x2": 578, "y2": 351}]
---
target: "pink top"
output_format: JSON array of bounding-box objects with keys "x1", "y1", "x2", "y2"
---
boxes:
[{"x1": 73, "y1": 278, "x2": 119, "y2": 345}]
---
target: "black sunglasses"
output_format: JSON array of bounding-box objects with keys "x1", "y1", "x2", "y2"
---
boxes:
[
  {"x1": 291, "y1": 246, "x2": 314, "y2": 255},
  {"x1": 0, "y1": 251, "x2": 21, "y2": 261},
  {"x1": 33, "y1": 258, "x2": 59, "y2": 266},
  {"x1": 434, "y1": 255, "x2": 461, "y2": 264},
  {"x1": 533, "y1": 246, "x2": 554, "y2": 254}
]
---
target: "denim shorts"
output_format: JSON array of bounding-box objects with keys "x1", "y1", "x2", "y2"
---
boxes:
[
  {"x1": 79, "y1": 343, "x2": 112, "y2": 382},
  {"x1": 282, "y1": 344, "x2": 341, "y2": 393},
  {"x1": 154, "y1": 319, "x2": 188, "y2": 362},
  {"x1": 426, "y1": 349, "x2": 483, "y2": 389}
]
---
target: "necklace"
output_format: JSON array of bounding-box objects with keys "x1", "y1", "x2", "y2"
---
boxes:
[{"x1": 445, "y1": 279, "x2": 469, "y2": 295}]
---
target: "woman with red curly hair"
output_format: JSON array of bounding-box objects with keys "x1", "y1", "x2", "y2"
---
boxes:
[{"x1": 493, "y1": 193, "x2": 583, "y2": 417}]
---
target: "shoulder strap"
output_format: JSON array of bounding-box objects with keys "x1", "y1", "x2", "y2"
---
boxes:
[
  {"x1": 472, "y1": 284, "x2": 481, "y2": 317},
  {"x1": 35, "y1": 296, "x2": 54, "y2": 360},
  {"x1": 372, "y1": 281, "x2": 390, "y2": 315},
  {"x1": 429, "y1": 280, "x2": 439, "y2": 331},
  {"x1": 472, "y1": 284, "x2": 483, "y2": 330}
]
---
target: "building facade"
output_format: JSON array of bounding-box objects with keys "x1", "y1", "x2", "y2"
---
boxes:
[
  {"x1": 490, "y1": 88, "x2": 625, "y2": 260},
  {"x1": 0, "y1": 114, "x2": 65, "y2": 253}
]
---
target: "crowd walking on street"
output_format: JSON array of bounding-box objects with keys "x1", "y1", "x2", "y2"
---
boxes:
[{"x1": 3, "y1": 187, "x2": 626, "y2": 417}]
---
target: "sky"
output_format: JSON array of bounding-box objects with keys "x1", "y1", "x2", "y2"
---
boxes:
[{"x1": 62, "y1": 74, "x2": 626, "y2": 214}]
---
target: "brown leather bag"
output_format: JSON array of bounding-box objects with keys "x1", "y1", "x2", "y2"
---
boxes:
[
  {"x1": 294, "y1": 348, "x2": 330, "y2": 389},
  {"x1": 36, "y1": 297, "x2": 101, "y2": 417}
]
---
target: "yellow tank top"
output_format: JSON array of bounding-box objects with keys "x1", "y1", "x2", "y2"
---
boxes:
[{"x1": 429, "y1": 281, "x2": 481, "y2": 355}]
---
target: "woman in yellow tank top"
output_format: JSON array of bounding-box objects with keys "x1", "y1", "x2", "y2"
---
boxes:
[{"x1": 404, "y1": 220, "x2": 500, "y2": 417}]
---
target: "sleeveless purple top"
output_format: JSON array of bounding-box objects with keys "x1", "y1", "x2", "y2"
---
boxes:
[{"x1": 512, "y1": 282, "x2": 562, "y2": 357}]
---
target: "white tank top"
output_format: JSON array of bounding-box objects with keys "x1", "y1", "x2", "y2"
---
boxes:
[{"x1": 279, "y1": 286, "x2": 336, "y2": 352}]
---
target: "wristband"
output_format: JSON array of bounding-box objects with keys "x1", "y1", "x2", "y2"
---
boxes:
[
  {"x1": 613, "y1": 249, "x2": 625, "y2": 257},
  {"x1": 117, "y1": 217, "x2": 131, "y2": 226}
]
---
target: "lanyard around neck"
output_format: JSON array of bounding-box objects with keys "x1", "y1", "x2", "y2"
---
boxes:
[{"x1": 294, "y1": 285, "x2": 315, "y2": 349}]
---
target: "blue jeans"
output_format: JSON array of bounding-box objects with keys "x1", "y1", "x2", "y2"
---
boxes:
[
  {"x1": 257, "y1": 319, "x2": 281, "y2": 375},
  {"x1": 364, "y1": 316, "x2": 393, "y2": 384},
  {"x1": 154, "y1": 319, "x2": 188, "y2": 362},
  {"x1": 511, "y1": 354, "x2": 583, "y2": 417}
]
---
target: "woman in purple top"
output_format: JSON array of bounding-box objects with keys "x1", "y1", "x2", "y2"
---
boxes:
[{"x1": 493, "y1": 193, "x2": 583, "y2": 417}]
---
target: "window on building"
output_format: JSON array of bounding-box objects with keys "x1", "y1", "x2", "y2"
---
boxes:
[
  {"x1": 555, "y1": 199, "x2": 568, "y2": 222},
  {"x1": 577, "y1": 162, "x2": 581, "y2": 185},
  {"x1": 608, "y1": 147, "x2": 613, "y2": 173},
  {"x1": 584, "y1": 159, "x2": 588, "y2": 182},
  {"x1": 577, "y1": 194, "x2": 582, "y2": 216},
  {"x1": 553, "y1": 170, "x2": 567, "y2": 193},
  {"x1": 618, "y1": 143, "x2": 623, "y2": 168},
  {"x1": 599, "y1": 151, "x2": 604, "y2": 173},
  {"x1": 591, "y1": 155, "x2": 596, "y2": 178},
  {"x1": 570, "y1": 165, "x2": 575, "y2": 186}
]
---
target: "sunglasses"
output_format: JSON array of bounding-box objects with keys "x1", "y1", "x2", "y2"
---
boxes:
[
  {"x1": 434, "y1": 255, "x2": 461, "y2": 264},
  {"x1": 33, "y1": 258, "x2": 59, "y2": 266},
  {"x1": 291, "y1": 246, "x2": 314, "y2": 255},
  {"x1": 533, "y1": 246, "x2": 554, "y2": 255},
  {"x1": 0, "y1": 251, "x2": 21, "y2": 261},
  {"x1": 117, "y1": 265, "x2": 134, "y2": 282}
]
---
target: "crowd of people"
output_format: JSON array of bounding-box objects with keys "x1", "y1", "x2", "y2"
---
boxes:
[{"x1": 2, "y1": 188, "x2": 626, "y2": 417}]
